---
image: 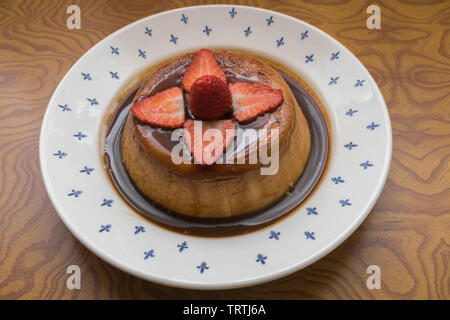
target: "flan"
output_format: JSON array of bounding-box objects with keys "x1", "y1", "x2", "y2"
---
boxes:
[{"x1": 120, "y1": 49, "x2": 311, "y2": 218}]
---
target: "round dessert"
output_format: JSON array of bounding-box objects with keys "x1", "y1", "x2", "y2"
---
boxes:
[{"x1": 120, "y1": 49, "x2": 311, "y2": 218}]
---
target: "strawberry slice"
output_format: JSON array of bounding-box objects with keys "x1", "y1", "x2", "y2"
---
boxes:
[
  {"x1": 229, "y1": 82, "x2": 283, "y2": 123},
  {"x1": 182, "y1": 49, "x2": 227, "y2": 93},
  {"x1": 130, "y1": 87, "x2": 185, "y2": 128},
  {"x1": 183, "y1": 119, "x2": 236, "y2": 165}
]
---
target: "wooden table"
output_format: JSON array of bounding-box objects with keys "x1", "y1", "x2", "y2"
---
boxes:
[{"x1": 0, "y1": 0, "x2": 448, "y2": 300}]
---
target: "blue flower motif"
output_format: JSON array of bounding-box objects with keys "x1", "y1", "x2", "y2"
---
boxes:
[
  {"x1": 58, "y1": 104, "x2": 71, "y2": 112},
  {"x1": 329, "y1": 76, "x2": 340, "y2": 85},
  {"x1": 344, "y1": 141, "x2": 358, "y2": 150},
  {"x1": 53, "y1": 150, "x2": 67, "y2": 159},
  {"x1": 87, "y1": 98, "x2": 98, "y2": 106},
  {"x1": 367, "y1": 122, "x2": 380, "y2": 131},
  {"x1": 101, "y1": 199, "x2": 113, "y2": 207},
  {"x1": 331, "y1": 51, "x2": 340, "y2": 61},
  {"x1": 300, "y1": 30, "x2": 309, "y2": 40},
  {"x1": 244, "y1": 26, "x2": 252, "y2": 37},
  {"x1": 138, "y1": 49, "x2": 146, "y2": 59},
  {"x1": 170, "y1": 33, "x2": 178, "y2": 45},
  {"x1": 81, "y1": 72, "x2": 92, "y2": 80},
  {"x1": 229, "y1": 7, "x2": 237, "y2": 18},
  {"x1": 305, "y1": 231, "x2": 315, "y2": 240},
  {"x1": 197, "y1": 262, "x2": 209, "y2": 274},
  {"x1": 73, "y1": 132, "x2": 87, "y2": 141},
  {"x1": 144, "y1": 27, "x2": 152, "y2": 36},
  {"x1": 269, "y1": 230, "x2": 280, "y2": 240},
  {"x1": 346, "y1": 108, "x2": 358, "y2": 116},
  {"x1": 355, "y1": 79, "x2": 365, "y2": 87},
  {"x1": 110, "y1": 46, "x2": 119, "y2": 55},
  {"x1": 177, "y1": 241, "x2": 188, "y2": 252},
  {"x1": 80, "y1": 166, "x2": 94, "y2": 175},
  {"x1": 180, "y1": 14, "x2": 188, "y2": 24},
  {"x1": 256, "y1": 254, "x2": 267, "y2": 265},
  {"x1": 331, "y1": 176, "x2": 345, "y2": 184},
  {"x1": 276, "y1": 37, "x2": 285, "y2": 47},
  {"x1": 68, "y1": 189, "x2": 82, "y2": 197},
  {"x1": 305, "y1": 54, "x2": 314, "y2": 63},
  {"x1": 339, "y1": 199, "x2": 352, "y2": 207},
  {"x1": 203, "y1": 25, "x2": 212, "y2": 36},
  {"x1": 109, "y1": 71, "x2": 119, "y2": 80},
  {"x1": 144, "y1": 250, "x2": 155, "y2": 260},
  {"x1": 360, "y1": 161, "x2": 374, "y2": 169},
  {"x1": 266, "y1": 16, "x2": 274, "y2": 26},
  {"x1": 306, "y1": 207, "x2": 318, "y2": 215},
  {"x1": 134, "y1": 225, "x2": 145, "y2": 234},
  {"x1": 99, "y1": 224, "x2": 111, "y2": 232}
]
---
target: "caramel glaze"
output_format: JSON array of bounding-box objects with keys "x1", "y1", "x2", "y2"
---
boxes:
[{"x1": 103, "y1": 50, "x2": 330, "y2": 237}]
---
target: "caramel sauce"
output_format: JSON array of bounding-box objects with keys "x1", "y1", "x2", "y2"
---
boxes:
[{"x1": 101, "y1": 50, "x2": 331, "y2": 237}]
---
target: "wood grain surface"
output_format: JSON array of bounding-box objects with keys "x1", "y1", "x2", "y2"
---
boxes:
[{"x1": 0, "y1": 0, "x2": 449, "y2": 300}]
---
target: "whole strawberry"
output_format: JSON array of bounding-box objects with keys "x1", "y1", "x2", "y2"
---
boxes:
[{"x1": 189, "y1": 75, "x2": 232, "y2": 120}]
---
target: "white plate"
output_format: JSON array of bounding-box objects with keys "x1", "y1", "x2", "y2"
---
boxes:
[{"x1": 40, "y1": 5, "x2": 392, "y2": 289}]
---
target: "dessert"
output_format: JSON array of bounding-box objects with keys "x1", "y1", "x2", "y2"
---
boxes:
[{"x1": 120, "y1": 49, "x2": 311, "y2": 218}]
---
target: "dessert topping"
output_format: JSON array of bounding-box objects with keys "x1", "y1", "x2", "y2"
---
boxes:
[
  {"x1": 229, "y1": 82, "x2": 283, "y2": 123},
  {"x1": 183, "y1": 119, "x2": 236, "y2": 165},
  {"x1": 189, "y1": 75, "x2": 232, "y2": 120},
  {"x1": 130, "y1": 87, "x2": 185, "y2": 128},
  {"x1": 182, "y1": 49, "x2": 227, "y2": 93}
]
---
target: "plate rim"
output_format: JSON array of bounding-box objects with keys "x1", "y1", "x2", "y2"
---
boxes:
[{"x1": 39, "y1": 4, "x2": 392, "y2": 290}]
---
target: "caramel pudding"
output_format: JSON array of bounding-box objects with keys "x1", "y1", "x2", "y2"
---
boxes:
[{"x1": 119, "y1": 49, "x2": 311, "y2": 218}]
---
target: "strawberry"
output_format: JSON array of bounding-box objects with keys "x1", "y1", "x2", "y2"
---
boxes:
[
  {"x1": 130, "y1": 87, "x2": 185, "y2": 128},
  {"x1": 189, "y1": 75, "x2": 232, "y2": 120},
  {"x1": 229, "y1": 82, "x2": 283, "y2": 123},
  {"x1": 182, "y1": 49, "x2": 227, "y2": 93},
  {"x1": 183, "y1": 119, "x2": 236, "y2": 165}
]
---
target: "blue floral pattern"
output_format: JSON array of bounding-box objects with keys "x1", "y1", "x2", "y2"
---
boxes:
[
  {"x1": 269, "y1": 231, "x2": 280, "y2": 240},
  {"x1": 244, "y1": 26, "x2": 252, "y2": 37},
  {"x1": 330, "y1": 52, "x2": 340, "y2": 61},
  {"x1": 229, "y1": 8, "x2": 237, "y2": 18},
  {"x1": 138, "y1": 49, "x2": 146, "y2": 59},
  {"x1": 80, "y1": 166, "x2": 94, "y2": 175},
  {"x1": 305, "y1": 54, "x2": 314, "y2": 63},
  {"x1": 300, "y1": 30, "x2": 309, "y2": 40},
  {"x1": 256, "y1": 254, "x2": 267, "y2": 264},
  {"x1": 170, "y1": 33, "x2": 178, "y2": 45},
  {"x1": 134, "y1": 226, "x2": 145, "y2": 234},
  {"x1": 99, "y1": 224, "x2": 111, "y2": 232},
  {"x1": 53, "y1": 150, "x2": 67, "y2": 159},
  {"x1": 305, "y1": 232, "x2": 316, "y2": 240},
  {"x1": 58, "y1": 104, "x2": 71, "y2": 112},
  {"x1": 101, "y1": 199, "x2": 113, "y2": 207},
  {"x1": 276, "y1": 37, "x2": 284, "y2": 47},
  {"x1": 339, "y1": 199, "x2": 352, "y2": 207},
  {"x1": 178, "y1": 241, "x2": 188, "y2": 252},
  {"x1": 197, "y1": 262, "x2": 209, "y2": 273},
  {"x1": 144, "y1": 250, "x2": 155, "y2": 259}
]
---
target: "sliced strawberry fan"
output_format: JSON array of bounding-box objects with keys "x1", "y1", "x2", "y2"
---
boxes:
[{"x1": 130, "y1": 48, "x2": 284, "y2": 165}]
